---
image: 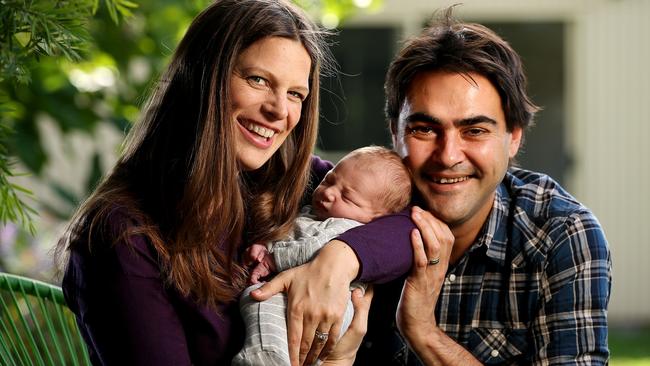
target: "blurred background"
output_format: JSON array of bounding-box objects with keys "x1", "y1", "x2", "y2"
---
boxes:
[{"x1": 1, "y1": 0, "x2": 648, "y2": 364}]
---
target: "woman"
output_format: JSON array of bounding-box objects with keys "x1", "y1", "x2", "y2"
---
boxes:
[{"x1": 57, "y1": 0, "x2": 375, "y2": 364}]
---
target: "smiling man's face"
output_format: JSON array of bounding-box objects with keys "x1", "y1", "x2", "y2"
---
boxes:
[{"x1": 393, "y1": 70, "x2": 522, "y2": 234}]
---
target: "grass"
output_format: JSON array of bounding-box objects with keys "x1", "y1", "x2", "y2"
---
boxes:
[{"x1": 610, "y1": 327, "x2": 650, "y2": 366}]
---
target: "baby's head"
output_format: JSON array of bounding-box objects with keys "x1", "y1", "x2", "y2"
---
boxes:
[{"x1": 312, "y1": 146, "x2": 412, "y2": 223}]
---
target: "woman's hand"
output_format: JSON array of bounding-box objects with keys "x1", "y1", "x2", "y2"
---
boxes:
[
  {"x1": 250, "y1": 240, "x2": 359, "y2": 366},
  {"x1": 320, "y1": 286, "x2": 373, "y2": 366},
  {"x1": 396, "y1": 206, "x2": 454, "y2": 345}
]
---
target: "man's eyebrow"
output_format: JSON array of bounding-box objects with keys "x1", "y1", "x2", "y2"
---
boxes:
[
  {"x1": 405, "y1": 112, "x2": 441, "y2": 124},
  {"x1": 405, "y1": 113, "x2": 498, "y2": 126},
  {"x1": 457, "y1": 115, "x2": 498, "y2": 126}
]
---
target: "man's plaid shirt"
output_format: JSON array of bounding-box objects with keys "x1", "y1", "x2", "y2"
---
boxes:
[{"x1": 358, "y1": 168, "x2": 612, "y2": 365}]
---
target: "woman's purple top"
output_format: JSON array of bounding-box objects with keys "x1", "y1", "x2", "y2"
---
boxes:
[{"x1": 62, "y1": 156, "x2": 414, "y2": 365}]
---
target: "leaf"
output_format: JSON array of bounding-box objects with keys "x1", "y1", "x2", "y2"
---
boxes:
[
  {"x1": 118, "y1": 0, "x2": 139, "y2": 9},
  {"x1": 14, "y1": 32, "x2": 32, "y2": 48}
]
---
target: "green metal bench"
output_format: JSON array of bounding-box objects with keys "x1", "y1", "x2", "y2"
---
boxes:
[{"x1": 0, "y1": 272, "x2": 91, "y2": 366}]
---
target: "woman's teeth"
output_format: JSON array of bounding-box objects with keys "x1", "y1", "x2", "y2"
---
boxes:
[{"x1": 245, "y1": 122, "x2": 276, "y2": 139}]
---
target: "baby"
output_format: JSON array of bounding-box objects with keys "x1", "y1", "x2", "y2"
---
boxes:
[{"x1": 232, "y1": 146, "x2": 412, "y2": 366}]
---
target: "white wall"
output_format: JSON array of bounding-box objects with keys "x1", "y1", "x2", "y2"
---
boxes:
[
  {"x1": 569, "y1": 0, "x2": 650, "y2": 325},
  {"x1": 348, "y1": 0, "x2": 650, "y2": 324}
]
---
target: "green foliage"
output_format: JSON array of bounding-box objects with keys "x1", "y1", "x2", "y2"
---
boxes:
[
  {"x1": 0, "y1": 0, "x2": 136, "y2": 233},
  {"x1": 1, "y1": 0, "x2": 137, "y2": 84},
  {"x1": 0, "y1": 0, "x2": 379, "y2": 237},
  {"x1": 0, "y1": 120, "x2": 36, "y2": 234}
]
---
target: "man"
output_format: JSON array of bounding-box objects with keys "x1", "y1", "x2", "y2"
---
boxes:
[{"x1": 355, "y1": 10, "x2": 612, "y2": 365}]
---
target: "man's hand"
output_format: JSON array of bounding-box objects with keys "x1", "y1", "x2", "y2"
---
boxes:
[{"x1": 396, "y1": 206, "x2": 453, "y2": 347}]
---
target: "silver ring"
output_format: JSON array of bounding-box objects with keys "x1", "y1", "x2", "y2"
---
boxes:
[
  {"x1": 315, "y1": 330, "x2": 329, "y2": 343},
  {"x1": 428, "y1": 257, "x2": 440, "y2": 265}
]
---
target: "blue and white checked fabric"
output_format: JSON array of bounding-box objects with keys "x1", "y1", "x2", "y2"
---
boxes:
[
  {"x1": 431, "y1": 168, "x2": 612, "y2": 365},
  {"x1": 357, "y1": 168, "x2": 612, "y2": 366}
]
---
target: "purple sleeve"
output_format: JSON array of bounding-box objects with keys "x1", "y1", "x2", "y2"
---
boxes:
[
  {"x1": 63, "y1": 220, "x2": 192, "y2": 365},
  {"x1": 305, "y1": 155, "x2": 334, "y2": 200},
  {"x1": 337, "y1": 209, "x2": 415, "y2": 284}
]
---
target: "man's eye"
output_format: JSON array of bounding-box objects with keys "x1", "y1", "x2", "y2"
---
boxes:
[
  {"x1": 407, "y1": 126, "x2": 435, "y2": 135},
  {"x1": 466, "y1": 128, "x2": 486, "y2": 136}
]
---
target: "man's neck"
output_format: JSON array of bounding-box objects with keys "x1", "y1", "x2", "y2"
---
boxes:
[
  {"x1": 448, "y1": 192, "x2": 496, "y2": 264},
  {"x1": 449, "y1": 226, "x2": 480, "y2": 264}
]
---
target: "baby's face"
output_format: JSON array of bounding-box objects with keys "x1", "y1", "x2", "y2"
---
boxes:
[{"x1": 311, "y1": 157, "x2": 386, "y2": 223}]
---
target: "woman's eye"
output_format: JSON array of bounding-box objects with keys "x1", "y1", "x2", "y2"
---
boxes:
[
  {"x1": 248, "y1": 76, "x2": 266, "y2": 85},
  {"x1": 288, "y1": 91, "x2": 305, "y2": 101}
]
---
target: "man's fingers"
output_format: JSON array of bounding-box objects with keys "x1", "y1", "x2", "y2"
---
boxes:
[
  {"x1": 350, "y1": 286, "x2": 373, "y2": 331},
  {"x1": 411, "y1": 206, "x2": 451, "y2": 262},
  {"x1": 411, "y1": 228, "x2": 428, "y2": 271},
  {"x1": 411, "y1": 207, "x2": 442, "y2": 257}
]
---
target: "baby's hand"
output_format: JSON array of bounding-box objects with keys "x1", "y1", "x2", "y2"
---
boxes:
[
  {"x1": 245, "y1": 244, "x2": 277, "y2": 285},
  {"x1": 244, "y1": 243, "x2": 268, "y2": 267}
]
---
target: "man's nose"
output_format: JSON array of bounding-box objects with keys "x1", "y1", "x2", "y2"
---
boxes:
[{"x1": 434, "y1": 133, "x2": 464, "y2": 168}]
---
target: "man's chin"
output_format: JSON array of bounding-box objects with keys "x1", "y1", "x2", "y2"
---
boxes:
[{"x1": 425, "y1": 202, "x2": 465, "y2": 226}]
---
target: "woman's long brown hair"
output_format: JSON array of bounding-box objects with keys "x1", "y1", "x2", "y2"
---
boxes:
[{"x1": 56, "y1": 0, "x2": 334, "y2": 309}]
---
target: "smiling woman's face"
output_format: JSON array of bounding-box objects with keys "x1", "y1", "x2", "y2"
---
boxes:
[{"x1": 230, "y1": 36, "x2": 312, "y2": 171}]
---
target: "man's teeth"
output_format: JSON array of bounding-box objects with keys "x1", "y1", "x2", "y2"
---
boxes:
[
  {"x1": 245, "y1": 122, "x2": 275, "y2": 139},
  {"x1": 434, "y1": 176, "x2": 469, "y2": 184}
]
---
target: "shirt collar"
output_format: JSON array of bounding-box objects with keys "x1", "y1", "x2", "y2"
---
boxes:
[{"x1": 473, "y1": 182, "x2": 511, "y2": 266}]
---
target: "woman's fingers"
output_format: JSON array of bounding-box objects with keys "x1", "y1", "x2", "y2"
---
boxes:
[
  {"x1": 318, "y1": 287, "x2": 374, "y2": 365},
  {"x1": 304, "y1": 321, "x2": 338, "y2": 366},
  {"x1": 286, "y1": 305, "x2": 304, "y2": 365},
  {"x1": 278, "y1": 243, "x2": 357, "y2": 365},
  {"x1": 249, "y1": 269, "x2": 291, "y2": 301}
]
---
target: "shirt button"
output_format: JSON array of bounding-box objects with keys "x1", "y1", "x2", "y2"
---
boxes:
[
  {"x1": 448, "y1": 274, "x2": 457, "y2": 282},
  {"x1": 491, "y1": 349, "x2": 500, "y2": 358}
]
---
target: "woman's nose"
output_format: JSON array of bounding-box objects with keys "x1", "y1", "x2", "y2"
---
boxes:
[{"x1": 262, "y1": 92, "x2": 289, "y2": 121}]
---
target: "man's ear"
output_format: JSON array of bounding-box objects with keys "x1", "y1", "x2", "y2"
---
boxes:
[{"x1": 509, "y1": 126, "x2": 523, "y2": 158}]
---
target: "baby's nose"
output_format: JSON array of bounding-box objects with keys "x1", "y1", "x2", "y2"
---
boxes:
[{"x1": 322, "y1": 188, "x2": 337, "y2": 202}]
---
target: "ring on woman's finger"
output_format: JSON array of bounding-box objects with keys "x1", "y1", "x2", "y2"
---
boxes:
[
  {"x1": 314, "y1": 330, "x2": 329, "y2": 343},
  {"x1": 428, "y1": 257, "x2": 440, "y2": 265}
]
